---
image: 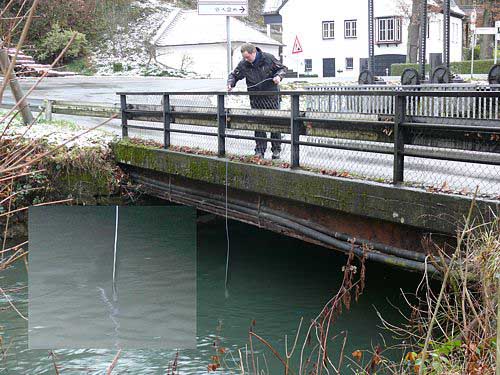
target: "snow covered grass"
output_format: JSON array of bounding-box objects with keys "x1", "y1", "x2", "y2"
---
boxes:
[{"x1": 0, "y1": 112, "x2": 118, "y2": 150}]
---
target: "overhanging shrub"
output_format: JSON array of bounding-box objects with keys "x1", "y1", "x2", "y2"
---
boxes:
[
  {"x1": 35, "y1": 23, "x2": 88, "y2": 64},
  {"x1": 391, "y1": 60, "x2": 496, "y2": 76}
]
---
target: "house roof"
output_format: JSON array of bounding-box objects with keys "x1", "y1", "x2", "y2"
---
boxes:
[
  {"x1": 449, "y1": 0, "x2": 466, "y2": 17},
  {"x1": 429, "y1": 0, "x2": 466, "y2": 18},
  {"x1": 262, "y1": 0, "x2": 287, "y2": 14},
  {"x1": 263, "y1": 0, "x2": 289, "y2": 15},
  {"x1": 152, "y1": 9, "x2": 282, "y2": 47},
  {"x1": 263, "y1": 0, "x2": 465, "y2": 18}
]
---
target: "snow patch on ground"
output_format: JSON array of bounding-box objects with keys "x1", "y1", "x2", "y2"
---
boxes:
[
  {"x1": 90, "y1": 0, "x2": 203, "y2": 78},
  {"x1": 1, "y1": 115, "x2": 117, "y2": 150}
]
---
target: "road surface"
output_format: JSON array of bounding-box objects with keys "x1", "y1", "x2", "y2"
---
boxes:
[{"x1": 2, "y1": 76, "x2": 227, "y2": 106}]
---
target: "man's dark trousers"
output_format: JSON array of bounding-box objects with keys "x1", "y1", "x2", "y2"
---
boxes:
[{"x1": 250, "y1": 94, "x2": 281, "y2": 155}]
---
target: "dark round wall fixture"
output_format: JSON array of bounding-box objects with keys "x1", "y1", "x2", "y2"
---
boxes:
[
  {"x1": 488, "y1": 64, "x2": 500, "y2": 85},
  {"x1": 401, "y1": 68, "x2": 420, "y2": 85},
  {"x1": 358, "y1": 69, "x2": 374, "y2": 85},
  {"x1": 430, "y1": 65, "x2": 451, "y2": 84}
]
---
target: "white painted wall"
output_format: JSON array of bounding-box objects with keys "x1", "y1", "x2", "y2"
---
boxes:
[
  {"x1": 156, "y1": 43, "x2": 280, "y2": 78},
  {"x1": 426, "y1": 13, "x2": 463, "y2": 63},
  {"x1": 279, "y1": 0, "x2": 463, "y2": 78}
]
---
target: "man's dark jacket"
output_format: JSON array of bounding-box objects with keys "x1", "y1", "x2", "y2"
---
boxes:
[{"x1": 227, "y1": 47, "x2": 287, "y2": 109}]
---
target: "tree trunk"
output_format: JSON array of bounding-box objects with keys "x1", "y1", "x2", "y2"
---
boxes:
[
  {"x1": 0, "y1": 49, "x2": 34, "y2": 125},
  {"x1": 479, "y1": 6, "x2": 493, "y2": 60},
  {"x1": 407, "y1": 0, "x2": 421, "y2": 63}
]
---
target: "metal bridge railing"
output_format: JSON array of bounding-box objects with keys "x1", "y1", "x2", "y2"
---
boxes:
[
  {"x1": 117, "y1": 89, "x2": 500, "y2": 197},
  {"x1": 305, "y1": 84, "x2": 500, "y2": 121}
]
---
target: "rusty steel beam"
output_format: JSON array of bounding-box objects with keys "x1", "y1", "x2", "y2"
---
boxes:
[{"x1": 123, "y1": 165, "x2": 447, "y2": 274}]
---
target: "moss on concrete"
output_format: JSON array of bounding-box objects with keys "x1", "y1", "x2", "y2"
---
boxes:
[{"x1": 29, "y1": 145, "x2": 125, "y2": 206}]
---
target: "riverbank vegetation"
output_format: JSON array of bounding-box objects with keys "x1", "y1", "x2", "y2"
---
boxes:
[
  {"x1": 0, "y1": 8, "x2": 128, "y2": 368},
  {"x1": 209, "y1": 207, "x2": 498, "y2": 374},
  {"x1": 374, "y1": 206, "x2": 499, "y2": 374},
  {"x1": 0, "y1": 110, "x2": 136, "y2": 244},
  {"x1": 0, "y1": 0, "x2": 123, "y2": 311}
]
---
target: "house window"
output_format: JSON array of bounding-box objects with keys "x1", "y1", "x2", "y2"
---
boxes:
[
  {"x1": 304, "y1": 59, "x2": 312, "y2": 72},
  {"x1": 344, "y1": 20, "x2": 357, "y2": 38},
  {"x1": 345, "y1": 57, "x2": 353, "y2": 70},
  {"x1": 427, "y1": 17, "x2": 430, "y2": 38},
  {"x1": 322, "y1": 21, "x2": 334, "y2": 39},
  {"x1": 376, "y1": 16, "x2": 402, "y2": 44}
]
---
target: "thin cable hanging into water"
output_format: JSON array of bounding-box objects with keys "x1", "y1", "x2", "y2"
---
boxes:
[
  {"x1": 95, "y1": 207, "x2": 121, "y2": 348},
  {"x1": 224, "y1": 103, "x2": 230, "y2": 296},
  {"x1": 112, "y1": 205, "x2": 118, "y2": 301},
  {"x1": 224, "y1": 160, "x2": 230, "y2": 278},
  {"x1": 97, "y1": 286, "x2": 120, "y2": 348},
  {"x1": 223, "y1": 77, "x2": 274, "y2": 294}
]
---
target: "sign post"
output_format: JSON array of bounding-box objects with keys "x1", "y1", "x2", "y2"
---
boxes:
[
  {"x1": 495, "y1": 20, "x2": 500, "y2": 65},
  {"x1": 473, "y1": 26, "x2": 498, "y2": 77},
  {"x1": 292, "y1": 35, "x2": 303, "y2": 78},
  {"x1": 226, "y1": 16, "x2": 231, "y2": 76},
  {"x1": 470, "y1": 9, "x2": 476, "y2": 79},
  {"x1": 198, "y1": 0, "x2": 248, "y2": 76}
]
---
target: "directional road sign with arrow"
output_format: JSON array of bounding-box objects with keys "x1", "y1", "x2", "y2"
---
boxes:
[{"x1": 198, "y1": 0, "x2": 248, "y2": 16}]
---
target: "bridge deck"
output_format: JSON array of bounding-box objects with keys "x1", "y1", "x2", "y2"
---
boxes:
[
  {"x1": 117, "y1": 88, "x2": 500, "y2": 198},
  {"x1": 113, "y1": 141, "x2": 498, "y2": 273},
  {"x1": 113, "y1": 88, "x2": 500, "y2": 272}
]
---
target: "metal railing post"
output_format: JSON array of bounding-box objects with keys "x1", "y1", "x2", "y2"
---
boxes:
[
  {"x1": 217, "y1": 94, "x2": 226, "y2": 157},
  {"x1": 290, "y1": 94, "x2": 300, "y2": 168},
  {"x1": 163, "y1": 94, "x2": 171, "y2": 149},
  {"x1": 120, "y1": 94, "x2": 128, "y2": 139},
  {"x1": 393, "y1": 93, "x2": 406, "y2": 184}
]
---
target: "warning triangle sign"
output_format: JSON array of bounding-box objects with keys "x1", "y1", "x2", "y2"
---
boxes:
[{"x1": 292, "y1": 35, "x2": 303, "y2": 54}]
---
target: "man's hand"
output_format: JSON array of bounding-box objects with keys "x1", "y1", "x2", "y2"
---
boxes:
[
  {"x1": 227, "y1": 85, "x2": 233, "y2": 92},
  {"x1": 273, "y1": 76, "x2": 281, "y2": 85}
]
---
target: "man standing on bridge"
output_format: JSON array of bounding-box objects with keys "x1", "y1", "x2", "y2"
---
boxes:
[{"x1": 227, "y1": 43, "x2": 287, "y2": 159}]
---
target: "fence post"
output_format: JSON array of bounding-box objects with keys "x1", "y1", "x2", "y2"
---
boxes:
[
  {"x1": 43, "y1": 99, "x2": 52, "y2": 122},
  {"x1": 290, "y1": 94, "x2": 300, "y2": 168},
  {"x1": 393, "y1": 93, "x2": 406, "y2": 184},
  {"x1": 163, "y1": 94, "x2": 171, "y2": 149},
  {"x1": 217, "y1": 94, "x2": 226, "y2": 157},
  {"x1": 120, "y1": 94, "x2": 128, "y2": 139}
]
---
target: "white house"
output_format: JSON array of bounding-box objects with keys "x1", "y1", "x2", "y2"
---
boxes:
[
  {"x1": 152, "y1": 10, "x2": 283, "y2": 78},
  {"x1": 263, "y1": 0, "x2": 464, "y2": 78}
]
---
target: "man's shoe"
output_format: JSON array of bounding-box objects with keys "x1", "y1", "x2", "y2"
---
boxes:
[
  {"x1": 254, "y1": 151, "x2": 264, "y2": 158},
  {"x1": 271, "y1": 150, "x2": 280, "y2": 160}
]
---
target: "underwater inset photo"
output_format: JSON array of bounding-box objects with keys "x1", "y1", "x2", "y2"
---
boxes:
[{"x1": 28, "y1": 205, "x2": 196, "y2": 350}]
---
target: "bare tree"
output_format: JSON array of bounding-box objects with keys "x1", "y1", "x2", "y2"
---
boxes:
[
  {"x1": 0, "y1": 48, "x2": 33, "y2": 124},
  {"x1": 406, "y1": 0, "x2": 422, "y2": 63},
  {"x1": 395, "y1": 0, "x2": 422, "y2": 64},
  {"x1": 179, "y1": 53, "x2": 193, "y2": 72},
  {"x1": 479, "y1": 5, "x2": 494, "y2": 59}
]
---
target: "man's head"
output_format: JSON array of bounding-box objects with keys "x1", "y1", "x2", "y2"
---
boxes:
[{"x1": 241, "y1": 43, "x2": 257, "y2": 63}]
